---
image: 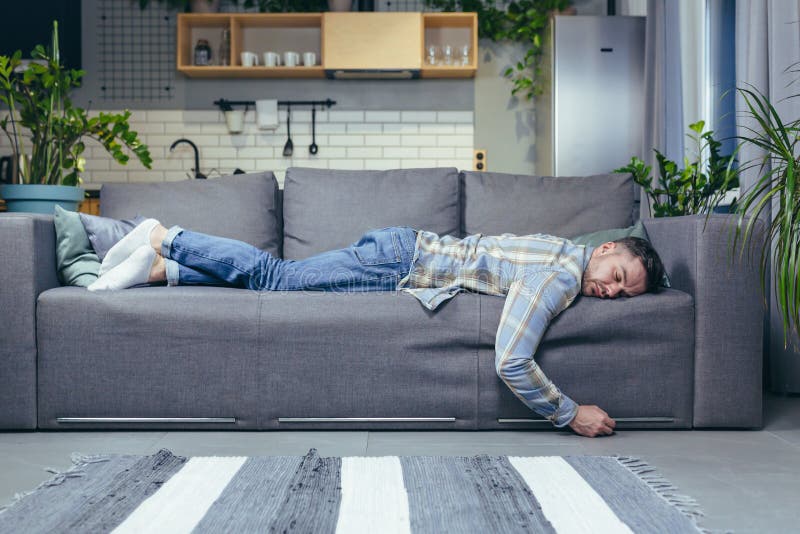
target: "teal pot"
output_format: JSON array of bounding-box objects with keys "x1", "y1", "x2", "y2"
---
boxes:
[{"x1": 1, "y1": 184, "x2": 85, "y2": 214}]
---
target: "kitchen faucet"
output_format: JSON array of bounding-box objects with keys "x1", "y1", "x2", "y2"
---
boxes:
[{"x1": 169, "y1": 138, "x2": 206, "y2": 179}]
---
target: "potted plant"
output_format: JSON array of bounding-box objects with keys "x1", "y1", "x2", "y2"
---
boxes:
[
  {"x1": 733, "y1": 83, "x2": 800, "y2": 347},
  {"x1": 614, "y1": 120, "x2": 740, "y2": 217},
  {"x1": 0, "y1": 21, "x2": 152, "y2": 213}
]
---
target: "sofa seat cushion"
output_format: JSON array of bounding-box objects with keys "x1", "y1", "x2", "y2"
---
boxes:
[
  {"x1": 258, "y1": 291, "x2": 479, "y2": 429},
  {"x1": 100, "y1": 172, "x2": 281, "y2": 256},
  {"x1": 282, "y1": 167, "x2": 460, "y2": 260},
  {"x1": 37, "y1": 286, "x2": 263, "y2": 429},
  {"x1": 37, "y1": 287, "x2": 481, "y2": 430},
  {"x1": 477, "y1": 288, "x2": 695, "y2": 429}
]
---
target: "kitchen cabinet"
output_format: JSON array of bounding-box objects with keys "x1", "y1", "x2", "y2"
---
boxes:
[{"x1": 176, "y1": 12, "x2": 477, "y2": 79}]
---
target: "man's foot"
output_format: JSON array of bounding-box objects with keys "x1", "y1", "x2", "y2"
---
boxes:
[
  {"x1": 99, "y1": 218, "x2": 161, "y2": 275},
  {"x1": 88, "y1": 245, "x2": 157, "y2": 291}
]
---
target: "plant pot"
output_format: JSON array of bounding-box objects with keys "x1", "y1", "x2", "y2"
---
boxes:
[
  {"x1": 0, "y1": 184, "x2": 84, "y2": 214},
  {"x1": 328, "y1": 0, "x2": 352, "y2": 12},
  {"x1": 190, "y1": 0, "x2": 221, "y2": 13}
]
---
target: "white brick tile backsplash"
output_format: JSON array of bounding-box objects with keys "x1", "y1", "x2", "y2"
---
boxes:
[
  {"x1": 400, "y1": 159, "x2": 438, "y2": 169},
  {"x1": 220, "y1": 159, "x2": 256, "y2": 170},
  {"x1": 437, "y1": 159, "x2": 472, "y2": 169},
  {"x1": 128, "y1": 171, "x2": 163, "y2": 182},
  {"x1": 420, "y1": 147, "x2": 455, "y2": 159},
  {"x1": 328, "y1": 135, "x2": 365, "y2": 146},
  {"x1": 455, "y1": 147, "x2": 474, "y2": 159},
  {"x1": 203, "y1": 147, "x2": 238, "y2": 159},
  {"x1": 237, "y1": 147, "x2": 275, "y2": 159},
  {"x1": 130, "y1": 122, "x2": 165, "y2": 134},
  {"x1": 164, "y1": 123, "x2": 204, "y2": 134},
  {"x1": 316, "y1": 123, "x2": 347, "y2": 134},
  {"x1": 364, "y1": 135, "x2": 401, "y2": 146},
  {"x1": 347, "y1": 146, "x2": 382, "y2": 158},
  {"x1": 455, "y1": 123, "x2": 474, "y2": 135},
  {"x1": 365, "y1": 111, "x2": 400, "y2": 122},
  {"x1": 437, "y1": 111, "x2": 473, "y2": 123},
  {"x1": 419, "y1": 124, "x2": 455, "y2": 134},
  {"x1": 330, "y1": 160, "x2": 365, "y2": 170},
  {"x1": 401, "y1": 135, "x2": 437, "y2": 147},
  {"x1": 328, "y1": 111, "x2": 364, "y2": 123},
  {"x1": 200, "y1": 123, "x2": 229, "y2": 134},
  {"x1": 76, "y1": 109, "x2": 474, "y2": 185},
  {"x1": 316, "y1": 147, "x2": 347, "y2": 158},
  {"x1": 346, "y1": 123, "x2": 382, "y2": 135},
  {"x1": 383, "y1": 123, "x2": 418, "y2": 134},
  {"x1": 365, "y1": 159, "x2": 400, "y2": 170},
  {"x1": 437, "y1": 135, "x2": 473, "y2": 147},
  {"x1": 183, "y1": 110, "x2": 222, "y2": 123},
  {"x1": 383, "y1": 147, "x2": 419, "y2": 159},
  {"x1": 401, "y1": 111, "x2": 436, "y2": 123}
]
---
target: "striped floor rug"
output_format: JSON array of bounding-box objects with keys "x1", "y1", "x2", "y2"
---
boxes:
[{"x1": 0, "y1": 448, "x2": 707, "y2": 533}]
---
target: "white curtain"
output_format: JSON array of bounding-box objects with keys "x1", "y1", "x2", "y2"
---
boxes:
[
  {"x1": 735, "y1": 0, "x2": 800, "y2": 392},
  {"x1": 640, "y1": 0, "x2": 685, "y2": 218}
]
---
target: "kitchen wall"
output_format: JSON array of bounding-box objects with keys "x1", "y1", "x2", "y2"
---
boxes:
[{"x1": 77, "y1": 109, "x2": 474, "y2": 186}]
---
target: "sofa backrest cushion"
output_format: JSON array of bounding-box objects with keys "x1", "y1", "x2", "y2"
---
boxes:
[
  {"x1": 101, "y1": 172, "x2": 281, "y2": 255},
  {"x1": 282, "y1": 167, "x2": 460, "y2": 259},
  {"x1": 461, "y1": 171, "x2": 635, "y2": 238}
]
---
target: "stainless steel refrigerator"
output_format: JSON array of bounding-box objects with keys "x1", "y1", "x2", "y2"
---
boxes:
[{"x1": 535, "y1": 16, "x2": 646, "y2": 176}]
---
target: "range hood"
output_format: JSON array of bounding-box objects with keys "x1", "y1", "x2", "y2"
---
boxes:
[
  {"x1": 322, "y1": 13, "x2": 422, "y2": 78},
  {"x1": 325, "y1": 69, "x2": 420, "y2": 80}
]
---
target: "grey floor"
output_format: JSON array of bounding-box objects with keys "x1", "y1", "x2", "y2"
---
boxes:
[{"x1": 1, "y1": 393, "x2": 799, "y2": 533}]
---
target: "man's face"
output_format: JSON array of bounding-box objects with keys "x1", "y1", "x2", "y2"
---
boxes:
[{"x1": 581, "y1": 242, "x2": 648, "y2": 299}]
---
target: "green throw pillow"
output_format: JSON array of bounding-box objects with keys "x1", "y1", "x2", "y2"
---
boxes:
[
  {"x1": 571, "y1": 221, "x2": 671, "y2": 288},
  {"x1": 53, "y1": 205, "x2": 101, "y2": 287},
  {"x1": 570, "y1": 220, "x2": 649, "y2": 246}
]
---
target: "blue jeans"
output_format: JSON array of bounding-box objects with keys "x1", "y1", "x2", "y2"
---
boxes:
[{"x1": 161, "y1": 226, "x2": 418, "y2": 291}]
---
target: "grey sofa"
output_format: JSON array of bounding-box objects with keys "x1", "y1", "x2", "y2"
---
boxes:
[{"x1": 0, "y1": 167, "x2": 765, "y2": 431}]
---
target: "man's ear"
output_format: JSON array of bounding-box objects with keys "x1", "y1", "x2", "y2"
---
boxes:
[{"x1": 599, "y1": 241, "x2": 617, "y2": 254}]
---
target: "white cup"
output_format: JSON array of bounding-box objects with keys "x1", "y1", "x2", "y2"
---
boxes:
[
  {"x1": 302, "y1": 52, "x2": 316, "y2": 66},
  {"x1": 224, "y1": 110, "x2": 244, "y2": 134},
  {"x1": 263, "y1": 51, "x2": 281, "y2": 67},
  {"x1": 283, "y1": 51, "x2": 300, "y2": 67},
  {"x1": 241, "y1": 51, "x2": 259, "y2": 67}
]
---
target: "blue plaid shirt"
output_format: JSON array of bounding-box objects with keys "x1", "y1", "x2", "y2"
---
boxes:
[{"x1": 398, "y1": 231, "x2": 594, "y2": 427}]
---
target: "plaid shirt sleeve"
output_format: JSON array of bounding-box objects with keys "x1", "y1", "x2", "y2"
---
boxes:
[{"x1": 494, "y1": 270, "x2": 579, "y2": 427}]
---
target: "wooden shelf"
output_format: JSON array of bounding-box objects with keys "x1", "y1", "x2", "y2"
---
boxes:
[
  {"x1": 180, "y1": 66, "x2": 325, "y2": 78},
  {"x1": 177, "y1": 12, "x2": 477, "y2": 79}
]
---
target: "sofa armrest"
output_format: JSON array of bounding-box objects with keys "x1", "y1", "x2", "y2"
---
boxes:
[
  {"x1": 642, "y1": 214, "x2": 766, "y2": 428},
  {"x1": 0, "y1": 213, "x2": 59, "y2": 429}
]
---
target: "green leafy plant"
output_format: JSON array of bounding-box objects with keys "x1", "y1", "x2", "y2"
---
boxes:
[
  {"x1": 0, "y1": 21, "x2": 152, "y2": 185},
  {"x1": 733, "y1": 81, "x2": 800, "y2": 345},
  {"x1": 615, "y1": 120, "x2": 740, "y2": 217},
  {"x1": 424, "y1": 0, "x2": 571, "y2": 99}
]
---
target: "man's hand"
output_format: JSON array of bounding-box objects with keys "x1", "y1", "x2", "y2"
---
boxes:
[{"x1": 568, "y1": 405, "x2": 616, "y2": 437}]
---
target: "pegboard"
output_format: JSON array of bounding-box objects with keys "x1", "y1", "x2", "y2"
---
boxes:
[{"x1": 98, "y1": 0, "x2": 175, "y2": 100}]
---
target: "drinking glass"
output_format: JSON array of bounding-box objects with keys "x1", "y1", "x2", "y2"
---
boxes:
[
  {"x1": 459, "y1": 44, "x2": 470, "y2": 66},
  {"x1": 426, "y1": 44, "x2": 438, "y2": 65},
  {"x1": 442, "y1": 45, "x2": 453, "y2": 66}
]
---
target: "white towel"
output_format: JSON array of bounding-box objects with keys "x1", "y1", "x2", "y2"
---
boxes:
[{"x1": 255, "y1": 99, "x2": 279, "y2": 130}]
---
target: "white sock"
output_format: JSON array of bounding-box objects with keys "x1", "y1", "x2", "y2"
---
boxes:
[
  {"x1": 88, "y1": 245, "x2": 157, "y2": 291},
  {"x1": 100, "y1": 218, "x2": 160, "y2": 275}
]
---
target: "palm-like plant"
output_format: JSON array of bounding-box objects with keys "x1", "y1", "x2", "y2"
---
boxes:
[{"x1": 734, "y1": 79, "x2": 800, "y2": 346}]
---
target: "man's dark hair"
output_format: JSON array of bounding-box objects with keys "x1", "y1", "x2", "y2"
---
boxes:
[{"x1": 613, "y1": 237, "x2": 665, "y2": 293}]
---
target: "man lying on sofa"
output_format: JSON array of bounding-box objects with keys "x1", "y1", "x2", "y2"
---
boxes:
[{"x1": 88, "y1": 220, "x2": 666, "y2": 439}]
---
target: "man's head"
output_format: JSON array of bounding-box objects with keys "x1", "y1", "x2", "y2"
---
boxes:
[{"x1": 581, "y1": 237, "x2": 665, "y2": 299}]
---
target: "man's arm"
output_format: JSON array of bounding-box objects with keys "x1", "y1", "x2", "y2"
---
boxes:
[{"x1": 494, "y1": 271, "x2": 615, "y2": 436}]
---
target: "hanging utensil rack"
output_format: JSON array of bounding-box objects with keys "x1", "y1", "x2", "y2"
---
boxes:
[{"x1": 213, "y1": 98, "x2": 336, "y2": 112}]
